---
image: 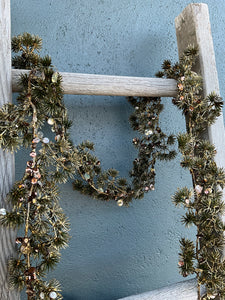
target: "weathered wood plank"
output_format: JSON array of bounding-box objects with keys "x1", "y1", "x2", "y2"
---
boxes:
[
  {"x1": 0, "y1": 0, "x2": 19, "y2": 299},
  {"x1": 175, "y1": 3, "x2": 225, "y2": 185},
  {"x1": 118, "y1": 279, "x2": 200, "y2": 300},
  {"x1": 12, "y1": 69, "x2": 177, "y2": 97},
  {"x1": 176, "y1": 2, "x2": 225, "y2": 229}
]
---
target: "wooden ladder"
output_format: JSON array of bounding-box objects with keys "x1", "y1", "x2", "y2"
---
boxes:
[{"x1": 1, "y1": 2, "x2": 225, "y2": 299}]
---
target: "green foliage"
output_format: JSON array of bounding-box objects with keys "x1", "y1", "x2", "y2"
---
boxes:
[
  {"x1": 2, "y1": 32, "x2": 225, "y2": 300},
  {"x1": 179, "y1": 238, "x2": 195, "y2": 276},
  {"x1": 159, "y1": 46, "x2": 225, "y2": 299},
  {"x1": 0, "y1": 33, "x2": 176, "y2": 299},
  {"x1": 0, "y1": 33, "x2": 69, "y2": 299},
  {"x1": 172, "y1": 187, "x2": 193, "y2": 207},
  {"x1": 72, "y1": 94, "x2": 176, "y2": 205},
  {"x1": 12, "y1": 33, "x2": 42, "y2": 69},
  {"x1": 126, "y1": 96, "x2": 176, "y2": 199}
]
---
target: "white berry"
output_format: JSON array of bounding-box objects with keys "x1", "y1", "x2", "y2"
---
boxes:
[
  {"x1": 49, "y1": 291, "x2": 57, "y2": 299},
  {"x1": 42, "y1": 137, "x2": 50, "y2": 144},
  {"x1": 47, "y1": 118, "x2": 55, "y2": 125},
  {"x1": 0, "y1": 208, "x2": 6, "y2": 215}
]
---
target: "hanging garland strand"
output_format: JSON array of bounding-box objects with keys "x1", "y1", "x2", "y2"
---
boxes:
[
  {"x1": 157, "y1": 47, "x2": 225, "y2": 299},
  {"x1": 73, "y1": 95, "x2": 176, "y2": 205},
  {"x1": 0, "y1": 33, "x2": 72, "y2": 300},
  {"x1": 0, "y1": 33, "x2": 176, "y2": 299}
]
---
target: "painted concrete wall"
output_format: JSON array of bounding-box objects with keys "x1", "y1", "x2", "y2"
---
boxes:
[{"x1": 11, "y1": 1, "x2": 225, "y2": 299}]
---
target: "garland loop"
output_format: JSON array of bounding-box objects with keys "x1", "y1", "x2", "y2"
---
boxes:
[{"x1": 0, "y1": 33, "x2": 175, "y2": 299}]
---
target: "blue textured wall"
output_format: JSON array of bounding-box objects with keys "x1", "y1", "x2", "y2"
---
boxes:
[{"x1": 11, "y1": 1, "x2": 225, "y2": 299}]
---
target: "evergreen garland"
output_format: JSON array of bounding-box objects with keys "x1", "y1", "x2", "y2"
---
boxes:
[
  {"x1": 3, "y1": 33, "x2": 225, "y2": 300},
  {"x1": 157, "y1": 47, "x2": 225, "y2": 299},
  {"x1": 0, "y1": 33, "x2": 175, "y2": 299},
  {"x1": 73, "y1": 95, "x2": 176, "y2": 204}
]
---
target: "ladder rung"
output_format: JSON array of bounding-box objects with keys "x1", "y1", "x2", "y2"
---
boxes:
[{"x1": 12, "y1": 69, "x2": 177, "y2": 97}]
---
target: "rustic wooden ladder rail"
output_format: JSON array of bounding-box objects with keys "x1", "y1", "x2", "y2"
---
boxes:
[{"x1": 1, "y1": 1, "x2": 225, "y2": 299}]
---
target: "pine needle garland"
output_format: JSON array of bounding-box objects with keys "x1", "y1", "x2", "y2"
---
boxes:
[
  {"x1": 0, "y1": 33, "x2": 175, "y2": 299},
  {"x1": 158, "y1": 46, "x2": 225, "y2": 300}
]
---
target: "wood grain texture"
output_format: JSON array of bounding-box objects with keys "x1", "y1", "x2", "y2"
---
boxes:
[
  {"x1": 12, "y1": 69, "x2": 177, "y2": 97},
  {"x1": 176, "y1": 3, "x2": 225, "y2": 226},
  {"x1": 175, "y1": 3, "x2": 225, "y2": 177},
  {"x1": 118, "y1": 279, "x2": 201, "y2": 300},
  {"x1": 0, "y1": 0, "x2": 19, "y2": 299}
]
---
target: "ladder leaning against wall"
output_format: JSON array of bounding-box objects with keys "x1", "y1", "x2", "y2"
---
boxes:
[{"x1": 1, "y1": 2, "x2": 225, "y2": 299}]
